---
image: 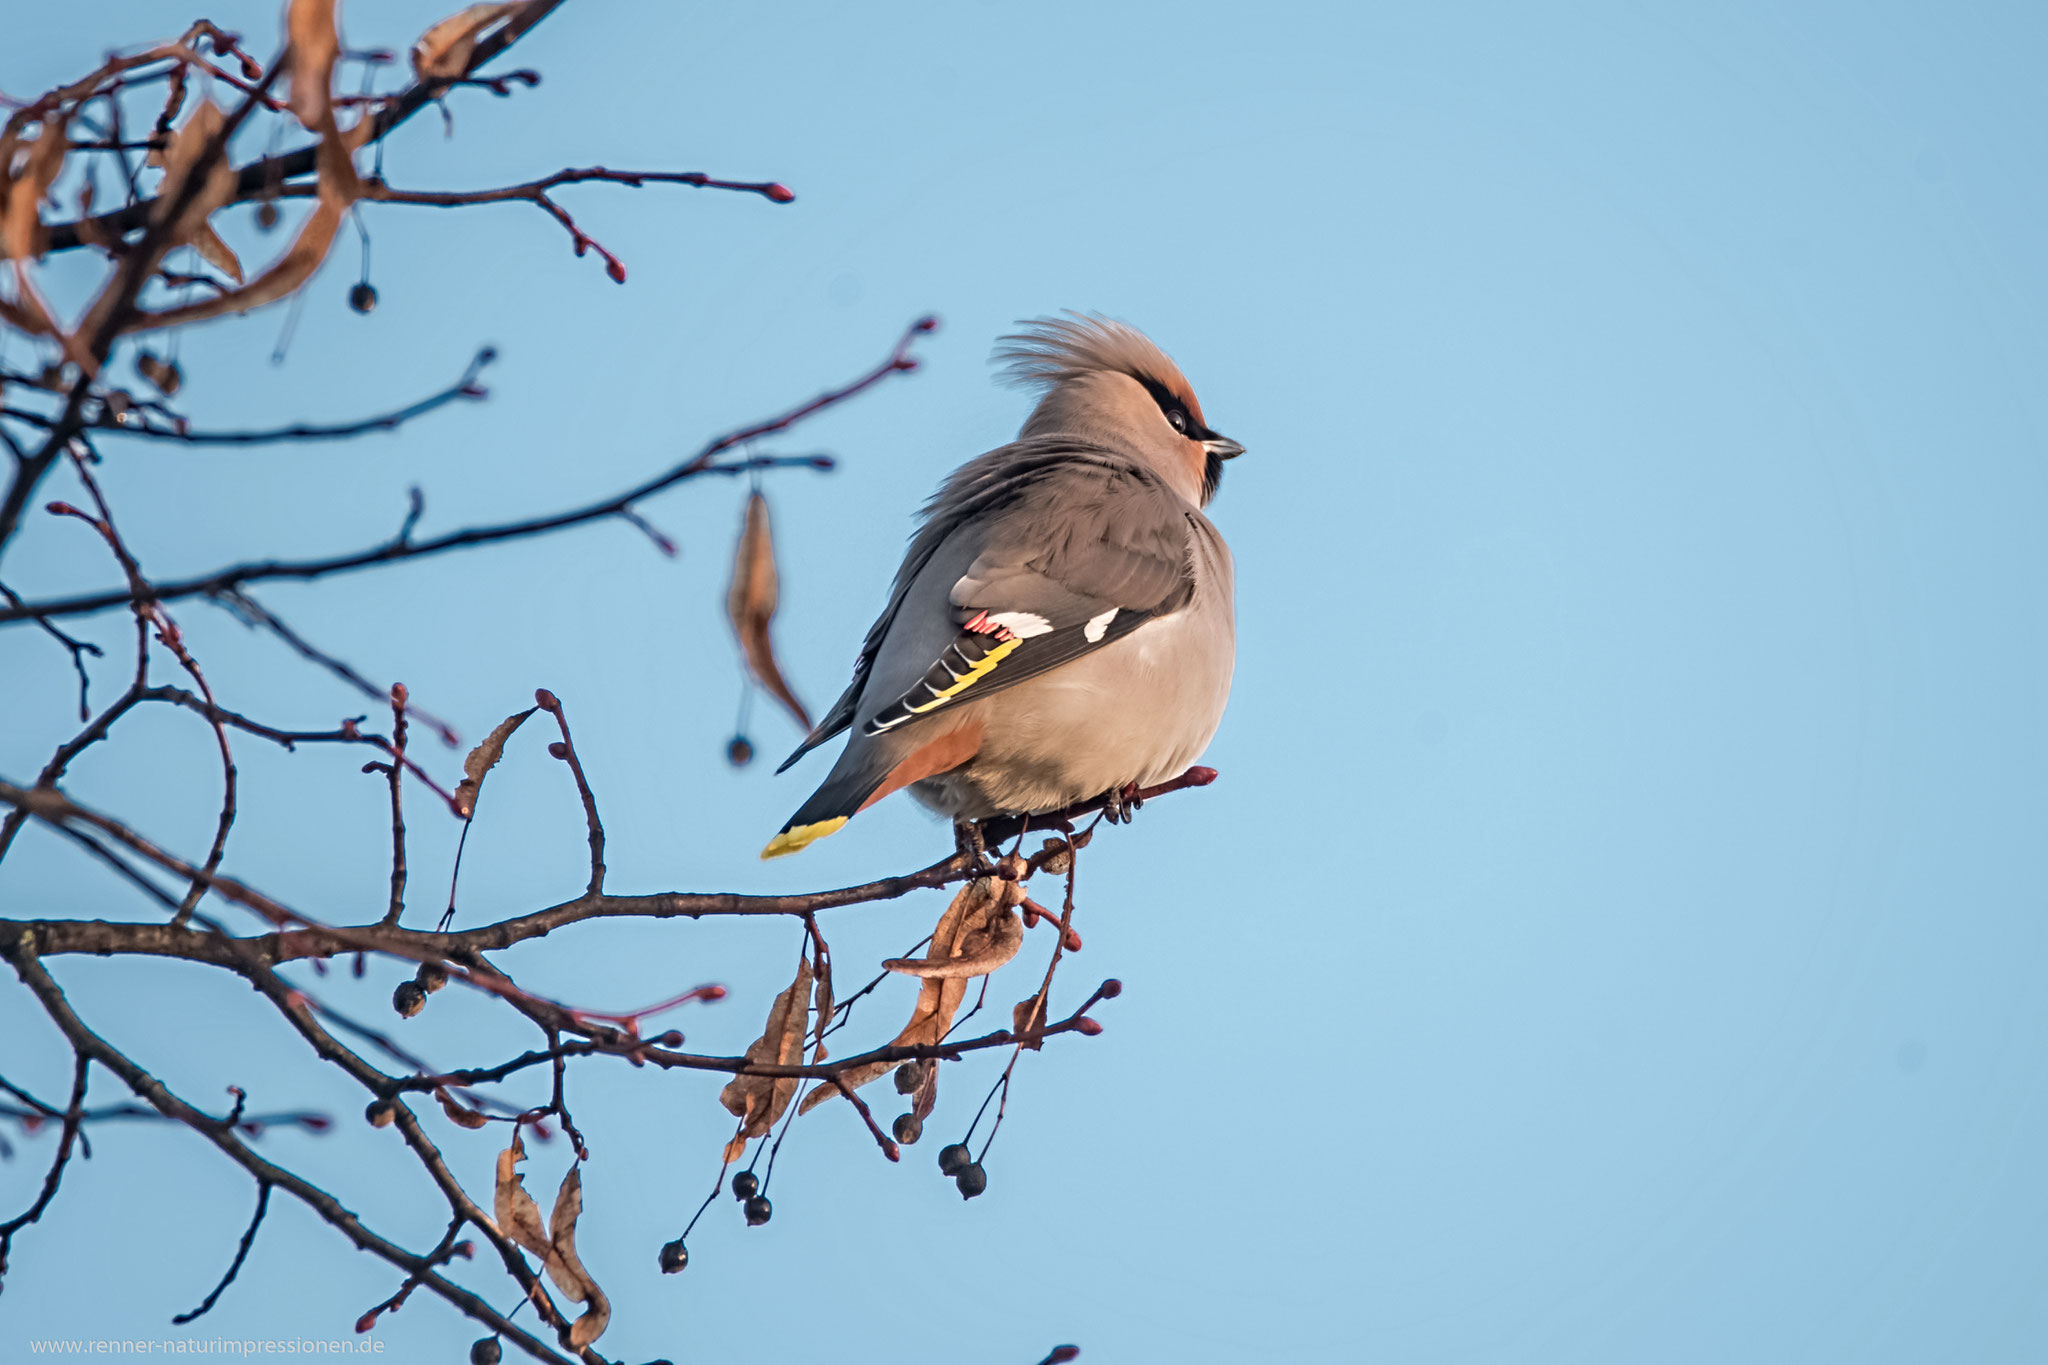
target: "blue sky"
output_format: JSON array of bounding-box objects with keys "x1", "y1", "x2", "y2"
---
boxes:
[{"x1": 4, "y1": 2, "x2": 2046, "y2": 1361}]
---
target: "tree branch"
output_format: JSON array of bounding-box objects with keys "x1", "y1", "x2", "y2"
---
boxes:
[
  {"x1": 1, "y1": 347, "x2": 493, "y2": 446},
  {"x1": 4, "y1": 932, "x2": 580, "y2": 1365},
  {"x1": 37, "y1": 1, "x2": 569, "y2": 255},
  {"x1": 0, "y1": 317, "x2": 935, "y2": 625}
]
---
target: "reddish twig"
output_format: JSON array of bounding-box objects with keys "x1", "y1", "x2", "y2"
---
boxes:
[
  {"x1": 534, "y1": 689, "x2": 604, "y2": 895},
  {"x1": 321, "y1": 167, "x2": 795, "y2": 284}
]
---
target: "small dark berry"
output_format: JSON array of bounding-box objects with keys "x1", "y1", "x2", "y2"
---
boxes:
[
  {"x1": 364, "y1": 1099, "x2": 395, "y2": 1128},
  {"x1": 392, "y1": 980, "x2": 426, "y2": 1018},
  {"x1": 893, "y1": 1061, "x2": 923, "y2": 1095},
  {"x1": 937, "y1": 1143, "x2": 971, "y2": 1177},
  {"x1": 731, "y1": 1170, "x2": 759, "y2": 1201},
  {"x1": 892, "y1": 1112, "x2": 922, "y2": 1145},
  {"x1": 254, "y1": 200, "x2": 280, "y2": 231},
  {"x1": 469, "y1": 1338, "x2": 502, "y2": 1365},
  {"x1": 416, "y1": 961, "x2": 448, "y2": 993},
  {"x1": 743, "y1": 1194, "x2": 772, "y2": 1226},
  {"x1": 955, "y1": 1162, "x2": 987, "y2": 1199},
  {"x1": 347, "y1": 281, "x2": 378, "y2": 314},
  {"x1": 657, "y1": 1238, "x2": 689, "y2": 1274},
  {"x1": 726, "y1": 735, "x2": 753, "y2": 766}
]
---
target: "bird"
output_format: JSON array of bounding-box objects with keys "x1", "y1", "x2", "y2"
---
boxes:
[{"x1": 761, "y1": 314, "x2": 1242, "y2": 859}]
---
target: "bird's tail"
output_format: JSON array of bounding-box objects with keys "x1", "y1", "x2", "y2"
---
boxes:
[
  {"x1": 760, "y1": 721, "x2": 985, "y2": 859},
  {"x1": 760, "y1": 752, "x2": 893, "y2": 859}
]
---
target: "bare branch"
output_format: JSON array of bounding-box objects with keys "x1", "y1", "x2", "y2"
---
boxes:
[
  {"x1": 0, "y1": 318, "x2": 935, "y2": 625},
  {"x1": 3, "y1": 933, "x2": 579, "y2": 1365},
  {"x1": 0, "y1": 1052, "x2": 90, "y2": 1276},
  {"x1": 1, "y1": 347, "x2": 493, "y2": 446},
  {"x1": 37, "y1": 2, "x2": 569, "y2": 255},
  {"x1": 327, "y1": 167, "x2": 794, "y2": 283}
]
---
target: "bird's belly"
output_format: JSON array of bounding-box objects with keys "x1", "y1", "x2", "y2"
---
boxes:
[{"x1": 911, "y1": 609, "x2": 1234, "y2": 819}]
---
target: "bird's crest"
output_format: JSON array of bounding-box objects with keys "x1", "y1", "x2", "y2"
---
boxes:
[{"x1": 994, "y1": 313, "x2": 1207, "y2": 428}]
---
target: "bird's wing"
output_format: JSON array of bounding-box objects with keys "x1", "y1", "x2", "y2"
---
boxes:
[
  {"x1": 858, "y1": 455, "x2": 1197, "y2": 736},
  {"x1": 776, "y1": 441, "x2": 1194, "y2": 770}
]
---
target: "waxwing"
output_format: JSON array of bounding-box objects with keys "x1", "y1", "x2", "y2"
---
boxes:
[{"x1": 762, "y1": 314, "x2": 1242, "y2": 858}]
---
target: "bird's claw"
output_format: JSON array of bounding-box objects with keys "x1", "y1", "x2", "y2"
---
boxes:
[{"x1": 1101, "y1": 782, "x2": 1144, "y2": 825}]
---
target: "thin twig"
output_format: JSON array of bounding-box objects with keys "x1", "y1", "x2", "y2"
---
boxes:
[
  {"x1": 171, "y1": 1183, "x2": 270, "y2": 1324},
  {"x1": 0, "y1": 318, "x2": 935, "y2": 624}
]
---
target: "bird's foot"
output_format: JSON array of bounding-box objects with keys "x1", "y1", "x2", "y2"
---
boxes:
[
  {"x1": 954, "y1": 819, "x2": 991, "y2": 868},
  {"x1": 1100, "y1": 781, "x2": 1145, "y2": 825}
]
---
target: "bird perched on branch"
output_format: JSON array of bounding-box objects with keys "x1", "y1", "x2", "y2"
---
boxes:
[{"x1": 763, "y1": 314, "x2": 1242, "y2": 858}]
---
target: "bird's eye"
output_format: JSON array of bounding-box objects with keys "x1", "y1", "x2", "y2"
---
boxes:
[{"x1": 1166, "y1": 408, "x2": 1189, "y2": 434}]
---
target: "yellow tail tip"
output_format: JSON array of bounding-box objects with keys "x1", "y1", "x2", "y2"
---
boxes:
[{"x1": 760, "y1": 816, "x2": 849, "y2": 860}]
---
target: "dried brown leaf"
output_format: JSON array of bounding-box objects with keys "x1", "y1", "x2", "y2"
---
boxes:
[
  {"x1": 717, "y1": 956, "x2": 813, "y2": 1143},
  {"x1": 114, "y1": 183, "x2": 348, "y2": 336},
  {"x1": 812, "y1": 955, "x2": 834, "y2": 1054},
  {"x1": 188, "y1": 222, "x2": 244, "y2": 283},
  {"x1": 285, "y1": 0, "x2": 341, "y2": 128},
  {"x1": 1, "y1": 113, "x2": 69, "y2": 262},
  {"x1": 453, "y1": 706, "x2": 537, "y2": 818},
  {"x1": 881, "y1": 902, "x2": 1021, "y2": 979},
  {"x1": 493, "y1": 1132, "x2": 551, "y2": 1260},
  {"x1": 726, "y1": 492, "x2": 811, "y2": 731},
  {"x1": 801, "y1": 877, "x2": 1021, "y2": 1114},
  {"x1": 435, "y1": 1087, "x2": 489, "y2": 1129},
  {"x1": 1012, "y1": 994, "x2": 1048, "y2": 1051},
  {"x1": 546, "y1": 1166, "x2": 610, "y2": 1347},
  {"x1": 492, "y1": 1136, "x2": 609, "y2": 1347},
  {"x1": 411, "y1": 3, "x2": 523, "y2": 80},
  {"x1": 145, "y1": 99, "x2": 241, "y2": 279}
]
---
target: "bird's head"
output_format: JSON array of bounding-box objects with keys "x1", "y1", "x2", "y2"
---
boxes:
[{"x1": 994, "y1": 313, "x2": 1244, "y2": 507}]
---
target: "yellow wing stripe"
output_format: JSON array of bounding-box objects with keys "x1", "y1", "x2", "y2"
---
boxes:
[
  {"x1": 760, "y1": 816, "x2": 848, "y2": 860},
  {"x1": 906, "y1": 637, "x2": 1021, "y2": 714}
]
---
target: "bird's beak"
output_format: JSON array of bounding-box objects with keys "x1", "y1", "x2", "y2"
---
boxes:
[{"x1": 1203, "y1": 435, "x2": 1245, "y2": 460}]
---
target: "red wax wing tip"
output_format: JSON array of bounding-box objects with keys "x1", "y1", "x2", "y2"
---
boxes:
[{"x1": 766, "y1": 183, "x2": 796, "y2": 203}]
